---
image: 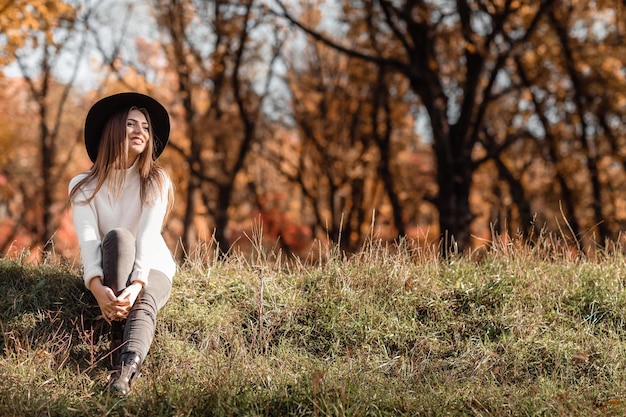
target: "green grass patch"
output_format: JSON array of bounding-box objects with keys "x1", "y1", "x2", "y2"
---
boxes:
[{"x1": 3, "y1": 239, "x2": 626, "y2": 416}]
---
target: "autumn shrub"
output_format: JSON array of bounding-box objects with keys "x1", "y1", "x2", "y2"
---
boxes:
[{"x1": 2, "y1": 236, "x2": 626, "y2": 416}]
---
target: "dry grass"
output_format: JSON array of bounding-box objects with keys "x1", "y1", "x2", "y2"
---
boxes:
[{"x1": 2, "y1": 234, "x2": 626, "y2": 416}]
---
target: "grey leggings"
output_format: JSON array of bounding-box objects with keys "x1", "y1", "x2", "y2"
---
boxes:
[{"x1": 101, "y1": 228, "x2": 172, "y2": 361}]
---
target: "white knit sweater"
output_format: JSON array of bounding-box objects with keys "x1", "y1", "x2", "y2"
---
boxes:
[{"x1": 69, "y1": 162, "x2": 176, "y2": 289}]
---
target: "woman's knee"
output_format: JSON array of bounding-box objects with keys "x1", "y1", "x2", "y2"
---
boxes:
[
  {"x1": 144, "y1": 270, "x2": 172, "y2": 310},
  {"x1": 103, "y1": 228, "x2": 135, "y2": 247}
]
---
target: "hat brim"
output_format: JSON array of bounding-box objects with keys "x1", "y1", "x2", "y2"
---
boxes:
[{"x1": 84, "y1": 92, "x2": 170, "y2": 162}]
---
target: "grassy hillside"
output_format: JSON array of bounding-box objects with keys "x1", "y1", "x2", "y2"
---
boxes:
[{"x1": 2, "y1": 238, "x2": 626, "y2": 416}]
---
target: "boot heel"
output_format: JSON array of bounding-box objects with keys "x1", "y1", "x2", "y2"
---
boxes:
[{"x1": 109, "y1": 352, "x2": 142, "y2": 396}]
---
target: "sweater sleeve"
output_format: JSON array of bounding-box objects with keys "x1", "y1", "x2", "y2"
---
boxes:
[
  {"x1": 129, "y1": 174, "x2": 171, "y2": 285},
  {"x1": 69, "y1": 177, "x2": 104, "y2": 289}
]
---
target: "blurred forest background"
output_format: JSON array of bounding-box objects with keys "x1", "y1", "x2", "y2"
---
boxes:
[{"x1": 0, "y1": 0, "x2": 625, "y2": 262}]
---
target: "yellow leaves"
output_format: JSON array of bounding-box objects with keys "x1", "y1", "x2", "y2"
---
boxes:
[
  {"x1": 520, "y1": 49, "x2": 536, "y2": 68},
  {"x1": 428, "y1": 56, "x2": 439, "y2": 71},
  {"x1": 299, "y1": 0, "x2": 322, "y2": 28},
  {"x1": 0, "y1": 125, "x2": 15, "y2": 167},
  {"x1": 520, "y1": 89, "x2": 532, "y2": 103},
  {"x1": 0, "y1": 0, "x2": 77, "y2": 57},
  {"x1": 464, "y1": 41, "x2": 476, "y2": 55},
  {"x1": 302, "y1": 92, "x2": 322, "y2": 113},
  {"x1": 601, "y1": 57, "x2": 626, "y2": 82},
  {"x1": 304, "y1": 6, "x2": 321, "y2": 28}
]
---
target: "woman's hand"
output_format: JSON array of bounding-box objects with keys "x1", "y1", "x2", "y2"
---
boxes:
[
  {"x1": 89, "y1": 277, "x2": 128, "y2": 324},
  {"x1": 117, "y1": 282, "x2": 144, "y2": 312}
]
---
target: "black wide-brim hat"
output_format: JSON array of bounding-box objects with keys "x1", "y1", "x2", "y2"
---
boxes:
[{"x1": 84, "y1": 92, "x2": 170, "y2": 162}]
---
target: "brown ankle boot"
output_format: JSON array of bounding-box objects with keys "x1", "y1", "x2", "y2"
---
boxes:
[{"x1": 110, "y1": 352, "x2": 142, "y2": 395}]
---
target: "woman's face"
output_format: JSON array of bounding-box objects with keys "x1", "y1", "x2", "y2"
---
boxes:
[{"x1": 126, "y1": 109, "x2": 150, "y2": 165}]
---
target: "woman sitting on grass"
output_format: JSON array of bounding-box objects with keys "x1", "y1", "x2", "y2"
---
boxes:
[{"x1": 68, "y1": 92, "x2": 176, "y2": 395}]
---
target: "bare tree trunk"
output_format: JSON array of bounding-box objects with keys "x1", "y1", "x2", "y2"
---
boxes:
[
  {"x1": 494, "y1": 158, "x2": 533, "y2": 236},
  {"x1": 18, "y1": 33, "x2": 86, "y2": 252},
  {"x1": 550, "y1": 11, "x2": 609, "y2": 246},
  {"x1": 372, "y1": 68, "x2": 405, "y2": 238},
  {"x1": 435, "y1": 147, "x2": 473, "y2": 254}
]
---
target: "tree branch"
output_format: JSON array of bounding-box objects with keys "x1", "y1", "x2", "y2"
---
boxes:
[{"x1": 272, "y1": 0, "x2": 409, "y2": 74}]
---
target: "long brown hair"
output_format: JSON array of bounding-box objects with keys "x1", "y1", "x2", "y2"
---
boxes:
[{"x1": 69, "y1": 106, "x2": 174, "y2": 216}]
